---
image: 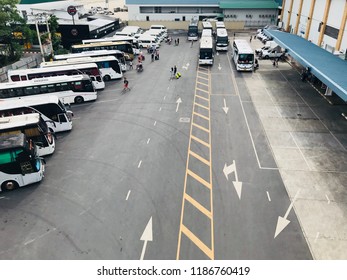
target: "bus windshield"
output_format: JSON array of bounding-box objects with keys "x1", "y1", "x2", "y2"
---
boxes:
[{"x1": 238, "y1": 53, "x2": 254, "y2": 63}]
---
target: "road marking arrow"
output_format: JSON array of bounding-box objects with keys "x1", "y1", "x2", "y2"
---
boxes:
[
  {"x1": 233, "y1": 181, "x2": 242, "y2": 200},
  {"x1": 274, "y1": 190, "x2": 300, "y2": 238},
  {"x1": 222, "y1": 98, "x2": 229, "y2": 114},
  {"x1": 223, "y1": 162, "x2": 235, "y2": 180},
  {"x1": 218, "y1": 63, "x2": 222, "y2": 70},
  {"x1": 140, "y1": 217, "x2": 153, "y2": 260},
  {"x1": 176, "y1": 97, "x2": 182, "y2": 112}
]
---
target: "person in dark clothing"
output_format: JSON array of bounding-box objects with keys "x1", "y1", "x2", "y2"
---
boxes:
[{"x1": 173, "y1": 65, "x2": 177, "y2": 76}]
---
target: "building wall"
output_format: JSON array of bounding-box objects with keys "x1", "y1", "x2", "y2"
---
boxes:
[{"x1": 282, "y1": 0, "x2": 347, "y2": 55}]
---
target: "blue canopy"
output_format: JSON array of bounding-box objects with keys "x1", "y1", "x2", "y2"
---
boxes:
[{"x1": 264, "y1": 30, "x2": 347, "y2": 102}]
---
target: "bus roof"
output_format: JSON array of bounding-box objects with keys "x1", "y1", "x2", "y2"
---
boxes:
[
  {"x1": 216, "y1": 28, "x2": 228, "y2": 37},
  {"x1": 82, "y1": 36, "x2": 135, "y2": 44},
  {"x1": 8, "y1": 63, "x2": 98, "y2": 75},
  {"x1": 0, "y1": 133, "x2": 26, "y2": 151},
  {"x1": 0, "y1": 75, "x2": 88, "y2": 89},
  {"x1": 200, "y1": 37, "x2": 213, "y2": 48},
  {"x1": 0, "y1": 113, "x2": 40, "y2": 130},
  {"x1": 202, "y1": 21, "x2": 213, "y2": 29},
  {"x1": 216, "y1": 22, "x2": 225, "y2": 28},
  {"x1": 233, "y1": 39, "x2": 253, "y2": 54},
  {"x1": 0, "y1": 95, "x2": 60, "y2": 111},
  {"x1": 54, "y1": 50, "x2": 124, "y2": 60},
  {"x1": 41, "y1": 56, "x2": 117, "y2": 68},
  {"x1": 72, "y1": 41, "x2": 131, "y2": 48}
]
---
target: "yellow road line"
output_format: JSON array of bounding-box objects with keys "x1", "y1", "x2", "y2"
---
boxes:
[
  {"x1": 184, "y1": 193, "x2": 212, "y2": 219},
  {"x1": 189, "y1": 150, "x2": 210, "y2": 166},
  {"x1": 187, "y1": 169, "x2": 211, "y2": 190},
  {"x1": 193, "y1": 111, "x2": 210, "y2": 121},
  {"x1": 195, "y1": 94, "x2": 210, "y2": 102},
  {"x1": 194, "y1": 102, "x2": 209, "y2": 111},
  {"x1": 191, "y1": 135, "x2": 210, "y2": 148},
  {"x1": 181, "y1": 224, "x2": 213, "y2": 259}
]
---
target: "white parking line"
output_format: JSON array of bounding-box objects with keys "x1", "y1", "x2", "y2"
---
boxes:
[
  {"x1": 138, "y1": 160, "x2": 142, "y2": 168},
  {"x1": 266, "y1": 191, "x2": 271, "y2": 202},
  {"x1": 147, "y1": 138, "x2": 151, "y2": 144},
  {"x1": 126, "y1": 190, "x2": 131, "y2": 201}
]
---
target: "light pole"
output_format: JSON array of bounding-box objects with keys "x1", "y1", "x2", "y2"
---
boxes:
[
  {"x1": 43, "y1": 13, "x2": 54, "y2": 60},
  {"x1": 35, "y1": 16, "x2": 45, "y2": 62}
]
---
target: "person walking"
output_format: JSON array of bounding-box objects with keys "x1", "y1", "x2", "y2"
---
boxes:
[
  {"x1": 190, "y1": 40, "x2": 193, "y2": 48},
  {"x1": 250, "y1": 36, "x2": 252, "y2": 43},
  {"x1": 128, "y1": 60, "x2": 133, "y2": 70},
  {"x1": 151, "y1": 52, "x2": 155, "y2": 62},
  {"x1": 173, "y1": 65, "x2": 177, "y2": 76},
  {"x1": 169, "y1": 67, "x2": 174, "y2": 80},
  {"x1": 122, "y1": 77, "x2": 130, "y2": 93},
  {"x1": 177, "y1": 38, "x2": 180, "y2": 45}
]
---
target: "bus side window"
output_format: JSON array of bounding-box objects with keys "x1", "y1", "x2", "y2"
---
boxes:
[{"x1": 10, "y1": 75, "x2": 20, "y2": 81}]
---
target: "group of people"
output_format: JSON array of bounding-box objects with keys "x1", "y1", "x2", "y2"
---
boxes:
[{"x1": 169, "y1": 65, "x2": 181, "y2": 80}]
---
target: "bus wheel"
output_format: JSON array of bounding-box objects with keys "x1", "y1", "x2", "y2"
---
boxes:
[
  {"x1": 74, "y1": 96, "x2": 84, "y2": 104},
  {"x1": 2, "y1": 181, "x2": 18, "y2": 191},
  {"x1": 103, "y1": 75, "x2": 111, "y2": 81}
]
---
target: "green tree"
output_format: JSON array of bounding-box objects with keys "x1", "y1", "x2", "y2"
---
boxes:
[{"x1": 0, "y1": 0, "x2": 24, "y2": 64}]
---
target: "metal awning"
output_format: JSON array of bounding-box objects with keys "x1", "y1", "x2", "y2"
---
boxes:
[{"x1": 264, "y1": 30, "x2": 347, "y2": 102}]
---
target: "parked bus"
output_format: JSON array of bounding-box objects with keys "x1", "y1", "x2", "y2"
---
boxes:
[
  {"x1": 54, "y1": 50, "x2": 127, "y2": 72},
  {"x1": 0, "y1": 133, "x2": 45, "y2": 192},
  {"x1": 202, "y1": 21, "x2": 213, "y2": 31},
  {"x1": 0, "y1": 95, "x2": 73, "y2": 133},
  {"x1": 232, "y1": 39, "x2": 254, "y2": 71},
  {"x1": 215, "y1": 28, "x2": 229, "y2": 51},
  {"x1": 215, "y1": 21, "x2": 225, "y2": 29},
  {"x1": 41, "y1": 56, "x2": 122, "y2": 81},
  {"x1": 0, "y1": 75, "x2": 97, "y2": 104},
  {"x1": 71, "y1": 41, "x2": 134, "y2": 61},
  {"x1": 0, "y1": 113, "x2": 55, "y2": 157},
  {"x1": 199, "y1": 37, "x2": 214, "y2": 65},
  {"x1": 187, "y1": 19, "x2": 199, "y2": 41},
  {"x1": 7, "y1": 63, "x2": 105, "y2": 90},
  {"x1": 201, "y1": 29, "x2": 213, "y2": 38}
]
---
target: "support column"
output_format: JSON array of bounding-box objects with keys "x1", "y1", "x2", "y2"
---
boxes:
[
  {"x1": 317, "y1": 0, "x2": 332, "y2": 47},
  {"x1": 280, "y1": 0, "x2": 286, "y2": 22},
  {"x1": 294, "y1": 0, "x2": 304, "y2": 34},
  {"x1": 285, "y1": 0, "x2": 294, "y2": 32},
  {"x1": 335, "y1": 0, "x2": 347, "y2": 51},
  {"x1": 305, "y1": 0, "x2": 316, "y2": 40}
]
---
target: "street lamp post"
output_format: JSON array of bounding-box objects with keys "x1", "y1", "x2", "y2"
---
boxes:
[{"x1": 35, "y1": 17, "x2": 45, "y2": 62}]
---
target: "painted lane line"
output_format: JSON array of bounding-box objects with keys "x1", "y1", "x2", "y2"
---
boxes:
[
  {"x1": 147, "y1": 138, "x2": 151, "y2": 144},
  {"x1": 153, "y1": 121, "x2": 157, "y2": 126},
  {"x1": 126, "y1": 190, "x2": 131, "y2": 201},
  {"x1": 138, "y1": 160, "x2": 142, "y2": 168},
  {"x1": 325, "y1": 194, "x2": 330, "y2": 204},
  {"x1": 314, "y1": 232, "x2": 320, "y2": 243},
  {"x1": 163, "y1": 95, "x2": 166, "y2": 100},
  {"x1": 266, "y1": 191, "x2": 271, "y2": 202}
]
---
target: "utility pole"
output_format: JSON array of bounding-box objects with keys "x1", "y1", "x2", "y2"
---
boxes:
[{"x1": 35, "y1": 16, "x2": 45, "y2": 62}]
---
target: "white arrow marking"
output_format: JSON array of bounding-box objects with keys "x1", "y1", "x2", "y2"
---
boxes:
[
  {"x1": 223, "y1": 161, "x2": 236, "y2": 180},
  {"x1": 274, "y1": 190, "x2": 300, "y2": 238},
  {"x1": 176, "y1": 97, "x2": 182, "y2": 112},
  {"x1": 218, "y1": 63, "x2": 222, "y2": 70},
  {"x1": 186, "y1": 63, "x2": 190, "y2": 67},
  {"x1": 233, "y1": 181, "x2": 243, "y2": 200},
  {"x1": 182, "y1": 66, "x2": 188, "y2": 70},
  {"x1": 140, "y1": 217, "x2": 153, "y2": 260},
  {"x1": 222, "y1": 98, "x2": 229, "y2": 114}
]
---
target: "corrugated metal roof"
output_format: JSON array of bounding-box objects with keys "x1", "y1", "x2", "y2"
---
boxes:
[
  {"x1": 265, "y1": 30, "x2": 347, "y2": 102},
  {"x1": 20, "y1": 0, "x2": 64, "y2": 4},
  {"x1": 125, "y1": 0, "x2": 218, "y2": 4},
  {"x1": 219, "y1": 0, "x2": 279, "y2": 9}
]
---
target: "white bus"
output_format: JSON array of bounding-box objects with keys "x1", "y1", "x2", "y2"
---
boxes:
[
  {"x1": 232, "y1": 39, "x2": 254, "y2": 72},
  {"x1": 216, "y1": 28, "x2": 229, "y2": 51},
  {"x1": 199, "y1": 37, "x2": 214, "y2": 65},
  {"x1": 71, "y1": 41, "x2": 135, "y2": 61},
  {"x1": 7, "y1": 63, "x2": 105, "y2": 90},
  {"x1": 215, "y1": 22, "x2": 225, "y2": 29},
  {"x1": 0, "y1": 113, "x2": 55, "y2": 157},
  {"x1": 0, "y1": 75, "x2": 97, "y2": 104},
  {"x1": 0, "y1": 133, "x2": 45, "y2": 192},
  {"x1": 54, "y1": 50, "x2": 127, "y2": 72},
  {"x1": 201, "y1": 29, "x2": 213, "y2": 38},
  {"x1": 82, "y1": 36, "x2": 140, "y2": 56},
  {"x1": 0, "y1": 95, "x2": 73, "y2": 133},
  {"x1": 202, "y1": 21, "x2": 213, "y2": 31},
  {"x1": 41, "y1": 56, "x2": 122, "y2": 81},
  {"x1": 187, "y1": 19, "x2": 199, "y2": 41}
]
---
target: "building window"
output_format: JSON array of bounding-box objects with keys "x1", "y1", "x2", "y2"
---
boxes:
[{"x1": 154, "y1": 7, "x2": 162, "y2": 13}]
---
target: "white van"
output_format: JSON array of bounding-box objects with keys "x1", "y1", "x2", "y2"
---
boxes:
[
  {"x1": 122, "y1": 26, "x2": 143, "y2": 35},
  {"x1": 137, "y1": 35, "x2": 160, "y2": 49},
  {"x1": 144, "y1": 29, "x2": 166, "y2": 42},
  {"x1": 150, "y1": 25, "x2": 167, "y2": 36},
  {"x1": 142, "y1": 30, "x2": 162, "y2": 42},
  {"x1": 116, "y1": 30, "x2": 135, "y2": 37}
]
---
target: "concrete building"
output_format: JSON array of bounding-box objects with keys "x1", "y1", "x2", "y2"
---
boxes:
[
  {"x1": 125, "y1": 0, "x2": 281, "y2": 28},
  {"x1": 16, "y1": 0, "x2": 121, "y2": 49},
  {"x1": 280, "y1": 0, "x2": 347, "y2": 56}
]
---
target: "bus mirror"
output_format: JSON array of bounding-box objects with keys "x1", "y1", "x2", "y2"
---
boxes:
[{"x1": 35, "y1": 142, "x2": 44, "y2": 147}]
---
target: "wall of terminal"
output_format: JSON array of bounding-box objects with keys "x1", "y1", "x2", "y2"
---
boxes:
[{"x1": 281, "y1": 0, "x2": 347, "y2": 54}]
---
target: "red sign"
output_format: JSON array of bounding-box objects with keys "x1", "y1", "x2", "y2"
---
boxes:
[{"x1": 67, "y1": 6, "x2": 77, "y2": 16}]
